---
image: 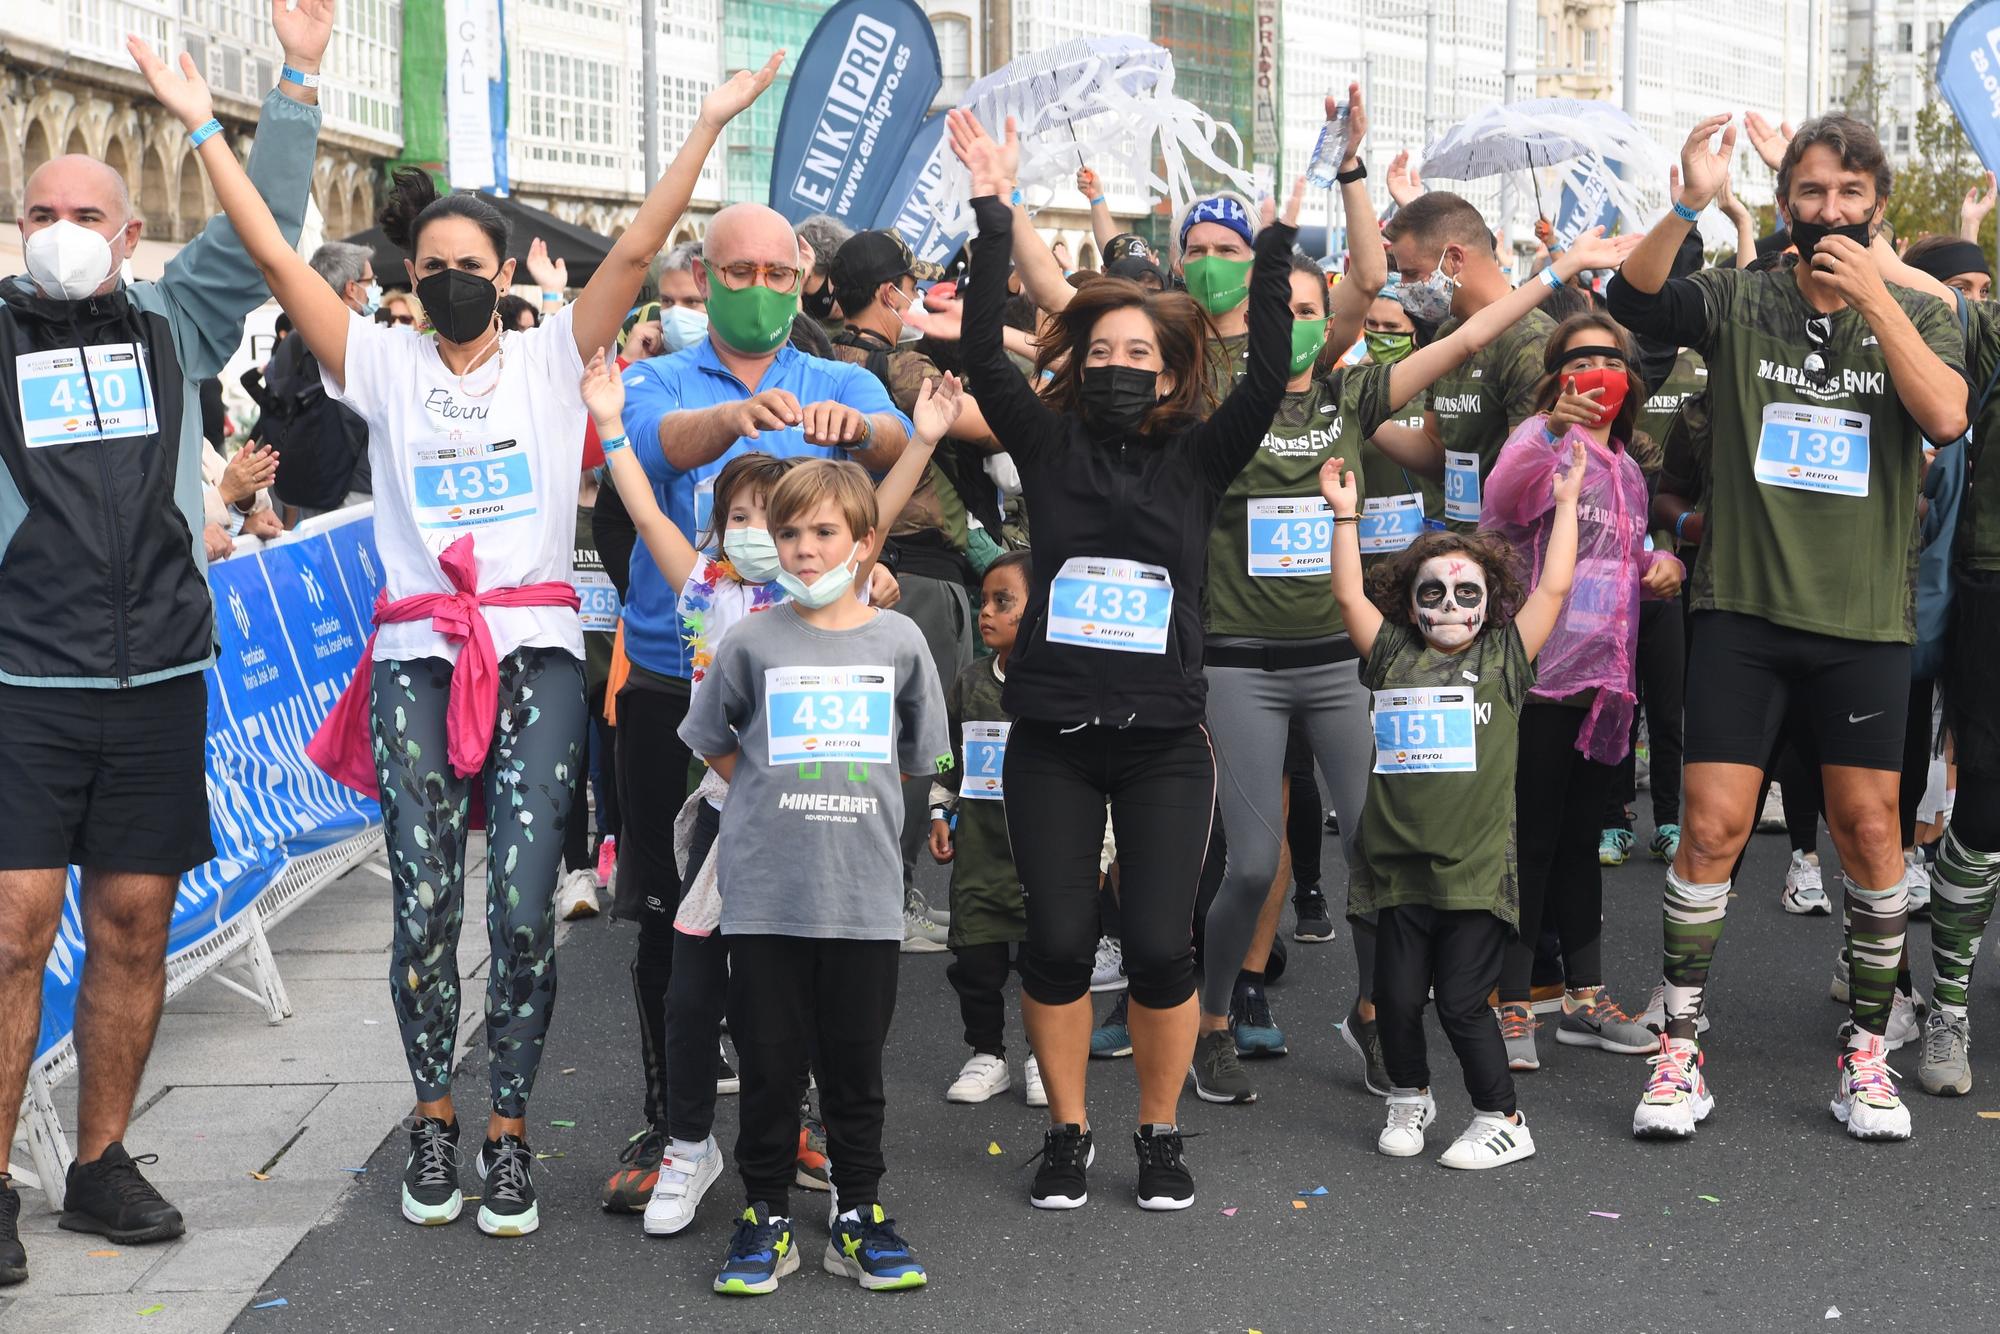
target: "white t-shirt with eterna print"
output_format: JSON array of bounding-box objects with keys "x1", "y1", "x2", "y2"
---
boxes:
[{"x1": 323, "y1": 304, "x2": 588, "y2": 665}]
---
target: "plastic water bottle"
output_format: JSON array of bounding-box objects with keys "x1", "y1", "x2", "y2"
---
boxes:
[{"x1": 1305, "y1": 107, "x2": 1351, "y2": 189}]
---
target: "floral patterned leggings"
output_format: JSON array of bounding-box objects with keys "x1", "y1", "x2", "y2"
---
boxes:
[{"x1": 371, "y1": 649, "x2": 586, "y2": 1117}]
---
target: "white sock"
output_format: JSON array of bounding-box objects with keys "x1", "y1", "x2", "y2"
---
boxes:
[
  {"x1": 838, "y1": 1207, "x2": 861, "y2": 1223},
  {"x1": 669, "y1": 1136, "x2": 708, "y2": 1159}
]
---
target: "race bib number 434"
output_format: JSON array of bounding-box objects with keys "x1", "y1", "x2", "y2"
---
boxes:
[
  {"x1": 1371, "y1": 686, "x2": 1477, "y2": 773},
  {"x1": 16, "y1": 344, "x2": 158, "y2": 446},
  {"x1": 411, "y1": 438, "x2": 538, "y2": 530},
  {"x1": 766, "y1": 665, "x2": 895, "y2": 765},
  {"x1": 1754, "y1": 403, "x2": 1870, "y2": 498},
  {"x1": 1046, "y1": 557, "x2": 1173, "y2": 655}
]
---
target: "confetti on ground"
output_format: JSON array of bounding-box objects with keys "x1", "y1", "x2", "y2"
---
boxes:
[
  {"x1": 549, "y1": 1119, "x2": 577, "y2": 1128},
  {"x1": 1698, "y1": 1194, "x2": 1720, "y2": 1203},
  {"x1": 340, "y1": 1167, "x2": 368, "y2": 1175},
  {"x1": 535, "y1": 1152, "x2": 566, "y2": 1161},
  {"x1": 252, "y1": 1298, "x2": 289, "y2": 1310},
  {"x1": 1977, "y1": 1111, "x2": 2000, "y2": 1120},
  {"x1": 1589, "y1": 1211, "x2": 1620, "y2": 1219},
  {"x1": 138, "y1": 1306, "x2": 165, "y2": 1317},
  {"x1": 1298, "y1": 1186, "x2": 1328, "y2": 1196},
  {"x1": 362, "y1": 1019, "x2": 379, "y2": 1026},
  {"x1": 1221, "y1": 1207, "x2": 1238, "y2": 1217},
  {"x1": 562, "y1": 1067, "x2": 577, "y2": 1075},
  {"x1": 86, "y1": 1250, "x2": 119, "y2": 1258},
  {"x1": 1291, "y1": 1200, "x2": 1307, "y2": 1210},
  {"x1": 249, "y1": 1171, "x2": 270, "y2": 1181},
  {"x1": 986, "y1": 1141, "x2": 1003, "y2": 1156},
  {"x1": 1826, "y1": 1306, "x2": 1842, "y2": 1320}
]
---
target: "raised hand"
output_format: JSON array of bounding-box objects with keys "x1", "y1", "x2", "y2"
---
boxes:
[
  {"x1": 580, "y1": 346, "x2": 625, "y2": 423},
  {"x1": 1743, "y1": 111, "x2": 1793, "y2": 172},
  {"x1": 1386, "y1": 150, "x2": 1424, "y2": 207},
  {"x1": 1716, "y1": 171, "x2": 1750, "y2": 223},
  {"x1": 221, "y1": 442, "x2": 279, "y2": 506},
  {"x1": 700, "y1": 51, "x2": 783, "y2": 130},
  {"x1": 1318, "y1": 457, "x2": 1358, "y2": 516},
  {"x1": 1677, "y1": 114, "x2": 1736, "y2": 212},
  {"x1": 948, "y1": 109, "x2": 1020, "y2": 197},
  {"x1": 1333, "y1": 82, "x2": 1368, "y2": 163},
  {"x1": 911, "y1": 372, "x2": 964, "y2": 445},
  {"x1": 1077, "y1": 165, "x2": 1103, "y2": 201},
  {"x1": 1963, "y1": 172, "x2": 1998, "y2": 241},
  {"x1": 1562, "y1": 226, "x2": 1642, "y2": 275},
  {"x1": 525, "y1": 237, "x2": 568, "y2": 292},
  {"x1": 272, "y1": 0, "x2": 336, "y2": 71},
  {"x1": 897, "y1": 287, "x2": 963, "y2": 343},
  {"x1": 1279, "y1": 174, "x2": 1307, "y2": 229},
  {"x1": 1551, "y1": 438, "x2": 1588, "y2": 505},
  {"x1": 128, "y1": 37, "x2": 214, "y2": 131}
]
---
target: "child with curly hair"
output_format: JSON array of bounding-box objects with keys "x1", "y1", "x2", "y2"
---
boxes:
[{"x1": 1318, "y1": 443, "x2": 1583, "y2": 1170}]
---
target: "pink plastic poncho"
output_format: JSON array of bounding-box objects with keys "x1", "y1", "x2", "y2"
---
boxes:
[{"x1": 1480, "y1": 414, "x2": 1682, "y2": 764}]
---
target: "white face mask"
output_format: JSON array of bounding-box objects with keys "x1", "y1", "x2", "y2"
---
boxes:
[
  {"x1": 1412, "y1": 554, "x2": 1487, "y2": 650},
  {"x1": 776, "y1": 540, "x2": 864, "y2": 610},
  {"x1": 721, "y1": 525, "x2": 783, "y2": 583},
  {"x1": 24, "y1": 219, "x2": 117, "y2": 302},
  {"x1": 892, "y1": 286, "x2": 926, "y2": 344}
]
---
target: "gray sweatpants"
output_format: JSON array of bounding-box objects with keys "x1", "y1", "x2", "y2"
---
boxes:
[{"x1": 1202, "y1": 655, "x2": 1373, "y2": 1018}]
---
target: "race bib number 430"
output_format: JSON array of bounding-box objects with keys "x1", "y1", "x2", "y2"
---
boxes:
[
  {"x1": 766, "y1": 665, "x2": 895, "y2": 765},
  {"x1": 1754, "y1": 403, "x2": 1871, "y2": 498},
  {"x1": 1046, "y1": 557, "x2": 1173, "y2": 655},
  {"x1": 16, "y1": 344, "x2": 158, "y2": 446},
  {"x1": 1371, "y1": 686, "x2": 1477, "y2": 773},
  {"x1": 411, "y1": 438, "x2": 537, "y2": 530}
]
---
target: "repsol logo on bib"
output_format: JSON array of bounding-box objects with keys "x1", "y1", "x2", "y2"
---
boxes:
[
  {"x1": 1431, "y1": 393, "x2": 1481, "y2": 414},
  {"x1": 1261, "y1": 420, "x2": 1345, "y2": 456},
  {"x1": 1755, "y1": 359, "x2": 1885, "y2": 398}
]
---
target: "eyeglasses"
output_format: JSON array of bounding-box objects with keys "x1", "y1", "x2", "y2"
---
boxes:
[
  {"x1": 707, "y1": 261, "x2": 800, "y2": 294},
  {"x1": 1803, "y1": 315, "x2": 1834, "y2": 387}
]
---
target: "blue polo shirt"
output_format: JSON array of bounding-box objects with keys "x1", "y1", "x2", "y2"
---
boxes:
[{"x1": 617, "y1": 335, "x2": 910, "y2": 677}]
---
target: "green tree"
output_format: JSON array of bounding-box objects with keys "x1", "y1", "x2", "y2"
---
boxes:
[{"x1": 1838, "y1": 55, "x2": 1996, "y2": 251}]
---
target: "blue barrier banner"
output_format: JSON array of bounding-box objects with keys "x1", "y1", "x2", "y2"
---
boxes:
[
  {"x1": 768, "y1": 0, "x2": 943, "y2": 227},
  {"x1": 36, "y1": 516, "x2": 383, "y2": 1062},
  {"x1": 875, "y1": 111, "x2": 969, "y2": 268},
  {"x1": 1939, "y1": 4, "x2": 2000, "y2": 175}
]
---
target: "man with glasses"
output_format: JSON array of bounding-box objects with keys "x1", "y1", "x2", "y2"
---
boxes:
[{"x1": 1608, "y1": 114, "x2": 1966, "y2": 1144}]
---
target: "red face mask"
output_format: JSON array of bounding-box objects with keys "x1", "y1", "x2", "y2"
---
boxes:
[{"x1": 1566, "y1": 366, "x2": 1630, "y2": 427}]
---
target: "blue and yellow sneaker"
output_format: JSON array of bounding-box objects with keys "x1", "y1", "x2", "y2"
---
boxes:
[
  {"x1": 713, "y1": 1203, "x2": 797, "y2": 1296},
  {"x1": 1598, "y1": 828, "x2": 1636, "y2": 866},
  {"x1": 823, "y1": 1203, "x2": 927, "y2": 1291}
]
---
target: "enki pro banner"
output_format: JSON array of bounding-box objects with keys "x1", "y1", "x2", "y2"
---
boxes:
[
  {"x1": 36, "y1": 515, "x2": 385, "y2": 1062},
  {"x1": 1938, "y1": 2, "x2": 2000, "y2": 176}
]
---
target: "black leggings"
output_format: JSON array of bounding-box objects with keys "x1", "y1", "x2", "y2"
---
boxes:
[
  {"x1": 949, "y1": 942, "x2": 1013, "y2": 1056},
  {"x1": 1005, "y1": 720, "x2": 1215, "y2": 1010},
  {"x1": 617, "y1": 676, "x2": 695, "y2": 1131},
  {"x1": 1285, "y1": 724, "x2": 1323, "y2": 889},
  {"x1": 1374, "y1": 904, "x2": 1514, "y2": 1114},
  {"x1": 1604, "y1": 598, "x2": 1687, "y2": 830},
  {"x1": 1502, "y1": 703, "x2": 1609, "y2": 1003},
  {"x1": 661, "y1": 799, "x2": 731, "y2": 1143},
  {"x1": 1899, "y1": 679, "x2": 1937, "y2": 849}
]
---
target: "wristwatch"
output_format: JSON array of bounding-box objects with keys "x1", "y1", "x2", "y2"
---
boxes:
[{"x1": 1335, "y1": 160, "x2": 1367, "y2": 185}]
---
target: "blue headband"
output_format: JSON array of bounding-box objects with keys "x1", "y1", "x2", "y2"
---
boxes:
[{"x1": 1179, "y1": 196, "x2": 1255, "y2": 250}]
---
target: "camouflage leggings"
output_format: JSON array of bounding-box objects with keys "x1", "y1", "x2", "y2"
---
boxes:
[{"x1": 371, "y1": 648, "x2": 586, "y2": 1117}]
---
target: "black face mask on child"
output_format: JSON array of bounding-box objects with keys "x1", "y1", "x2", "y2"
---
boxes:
[{"x1": 1078, "y1": 365, "x2": 1162, "y2": 438}]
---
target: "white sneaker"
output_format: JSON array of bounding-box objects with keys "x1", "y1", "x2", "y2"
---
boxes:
[
  {"x1": 1832, "y1": 1034, "x2": 1913, "y2": 1140},
  {"x1": 1632, "y1": 1037, "x2": 1714, "y2": 1139},
  {"x1": 1830, "y1": 950, "x2": 1850, "y2": 1003},
  {"x1": 1023, "y1": 1054, "x2": 1048, "y2": 1107},
  {"x1": 556, "y1": 866, "x2": 600, "y2": 920},
  {"x1": 1782, "y1": 850, "x2": 1830, "y2": 915},
  {"x1": 1438, "y1": 1110, "x2": 1535, "y2": 1169},
  {"x1": 1089, "y1": 937, "x2": 1127, "y2": 992},
  {"x1": 1904, "y1": 848, "x2": 1933, "y2": 916},
  {"x1": 1757, "y1": 784, "x2": 1787, "y2": 832},
  {"x1": 1638, "y1": 983, "x2": 1711, "y2": 1037},
  {"x1": 945, "y1": 1053, "x2": 1011, "y2": 1104},
  {"x1": 1835, "y1": 989, "x2": 1924, "y2": 1052},
  {"x1": 1376, "y1": 1089, "x2": 1436, "y2": 1158},
  {"x1": 901, "y1": 903, "x2": 948, "y2": 954},
  {"x1": 642, "y1": 1135, "x2": 722, "y2": 1236}
]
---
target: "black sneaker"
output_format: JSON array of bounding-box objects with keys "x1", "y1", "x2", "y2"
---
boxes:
[
  {"x1": 58, "y1": 1142, "x2": 183, "y2": 1244},
  {"x1": 400, "y1": 1117, "x2": 463, "y2": 1226},
  {"x1": 474, "y1": 1135, "x2": 540, "y2": 1237},
  {"x1": 1, "y1": 1175, "x2": 26, "y2": 1286},
  {"x1": 1323, "y1": 809, "x2": 1340, "y2": 835},
  {"x1": 1292, "y1": 885, "x2": 1335, "y2": 942},
  {"x1": 1231, "y1": 982, "x2": 1289, "y2": 1059},
  {"x1": 1341, "y1": 1000, "x2": 1391, "y2": 1097},
  {"x1": 1189, "y1": 1029, "x2": 1257, "y2": 1104},
  {"x1": 1026, "y1": 1123, "x2": 1094, "y2": 1210},
  {"x1": 1133, "y1": 1127, "x2": 1195, "y2": 1211},
  {"x1": 717, "y1": 1043, "x2": 740, "y2": 1096}
]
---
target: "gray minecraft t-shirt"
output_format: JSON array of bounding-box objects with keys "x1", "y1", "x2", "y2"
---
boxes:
[{"x1": 678, "y1": 604, "x2": 952, "y2": 940}]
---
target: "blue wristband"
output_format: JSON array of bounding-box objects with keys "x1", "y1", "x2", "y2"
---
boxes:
[
  {"x1": 1672, "y1": 199, "x2": 1701, "y2": 224},
  {"x1": 1539, "y1": 267, "x2": 1563, "y2": 290},
  {"x1": 599, "y1": 434, "x2": 630, "y2": 455},
  {"x1": 1674, "y1": 509, "x2": 1692, "y2": 542},
  {"x1": 189, "y1": 118, "x2": 224, "y2": 148},
  {"x1": 281, "y1": 64, "x2": 321, "y2": 89},
  {"x1": 1009, "y1": 187, "x2": 1024, "y2": 207},
  {"x1": 1089, "y1": 195, "x2": 1106, "y2": 207}
]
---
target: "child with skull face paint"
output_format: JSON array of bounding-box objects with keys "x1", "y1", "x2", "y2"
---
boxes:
[{"x1": 1319, "y1": 439, "x2": 1585, "y2": 1169}]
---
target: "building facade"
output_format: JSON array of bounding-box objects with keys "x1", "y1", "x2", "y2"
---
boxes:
[{"x1": 1832, "y1": 0, "x2": 1959, "y2": 165}]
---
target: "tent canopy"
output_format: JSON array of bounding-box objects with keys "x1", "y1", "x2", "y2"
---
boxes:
[{"x1": 343, "y1": 191, "x2": 614, "y2": 290}]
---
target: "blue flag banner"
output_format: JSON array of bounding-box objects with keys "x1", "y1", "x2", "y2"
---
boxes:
[
  {"x1": 875, "y1": 112, "x2": 967, "y2": 266},
  {"x1": 36, "y1": 518, "x2": 384, "y2": 1063},
  {"x1": 1938, "y1": 3, "x2": 2000, "y2": 175},
  {"x1": 1553, "y1": 156, "x2": 1622, "y2": 250},
  {"x1": 768, "y1": 0, "x2": 943, "y2": 227}
]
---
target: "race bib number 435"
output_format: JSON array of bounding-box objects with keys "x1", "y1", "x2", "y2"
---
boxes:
[
  {"x1": 16, "y1": 344, "x2": 158, "y2": 446},
  {"x1": 411, "y1": 438, "x2": 537, "y2": 530},
  {"x1": 766, "y1": 665, "x2": 895, "y2": 765},
  {"x1": 1754, "y1": 403, "x2": 1870, "y2": 498},
  {"x1": 1046, "y1": 557, "x2": 1173, "y2": 655}
]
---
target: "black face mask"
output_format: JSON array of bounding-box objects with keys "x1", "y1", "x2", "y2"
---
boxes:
[
  {"x1": 416, "y1": 267, "x2": 500, "y2": 344},
  {"x1": 802, "y1": 281, "x2": 837, "y2": 321},
  {"x1": 1788, "y1": 217, "x2": 1873, "y2": 260},
  {"x1": 1078, "y1": 365, "x2": 1162, "y2": 439}
]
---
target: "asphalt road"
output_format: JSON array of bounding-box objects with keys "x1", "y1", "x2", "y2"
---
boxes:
[{"x1": 235, "y1": 818, "x2": 2000, "y2": 1334}]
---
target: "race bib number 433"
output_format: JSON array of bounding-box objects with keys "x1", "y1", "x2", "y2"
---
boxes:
[
  {"x1": 411, "y1": 438, "x2": 537, "y2": 530},
  {"x1": 1046, "y1": 557, "x2": 1173, "y2": 655},
  {"x1": 16, "y1": 344, "x2": 158, "y2": 446},
  {"x1": 766, "y1": 665, "x2": 895, "y2": 765},
  {"x1": 1754, "y1": 403, "x2": 1870, "y2": 498}
]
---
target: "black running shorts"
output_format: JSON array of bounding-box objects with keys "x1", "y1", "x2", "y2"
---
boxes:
[{"x1": 1684, "y1": 611, "x2": 1909, "y2": 772}]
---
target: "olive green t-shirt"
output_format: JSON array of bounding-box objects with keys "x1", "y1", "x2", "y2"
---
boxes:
[
  {"x1": 1682, "y1": 266, "x2": 1964, "y2": 642},
  {"x1": 1958, "y1": 299, "x2": 2000, "y2": 570},
  {"x1": 1205, "y1": 365, "x2": 1398, "y2": 639},
  {"x1": 938, "y1": 657, "x2": 1025, "y2": 948},
  {"x1": 1203, "y1": 330, "x2": 1251, "y2": 407},
  {"x1": 1353, "y1": 621, "x2": 1536, "y2": 928},
  {"x1": 1427, "y1": 307, "x2": 1555, "y2": 530},
  {"x1": 1635, "y1": 349, "x2": 1709, "y2": 479},
  {"x1": 1359, "y1": 386, "x2": 1439, "y2": 566}
]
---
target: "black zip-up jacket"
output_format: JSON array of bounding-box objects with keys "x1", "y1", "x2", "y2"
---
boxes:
[{"x1": 959, "y1": 194, "x2": 1296, "y2": 727}]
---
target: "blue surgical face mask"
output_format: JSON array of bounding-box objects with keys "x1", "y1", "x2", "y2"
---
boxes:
[
  {"x1": 361, "y1": 281, "x2": 383, "y2": 315},
  {"x1": 661, "y1": 305, "x2": 710, "y2": 353},
  {"x1": 722, "y1": 525, "x2": 783, "y2": 583},
  {"x1": 776, "y1": 541, "x2": 864, "y2": 609}
]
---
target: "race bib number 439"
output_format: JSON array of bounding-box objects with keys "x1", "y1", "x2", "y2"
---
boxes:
[
  {"x1": 411, "y1": 438, "x2": 537, "y2": 530},
  {"x1": 1754, "y1": 403, "x2": 1870, "y2": 498},
  {"x1": 766, "y1": 665, "x2": 895, "y2": 765},
  {"x1": 1046, "y1": 557, "x2": 1173, "y2": 655},
  {"x1": 1371, "y1": 686, "x2": 1477, "y2": 774},
  {"x1": 1246, "y1": 497, "x2": 1334, "y2": 577},
  {"x1": 16, "y1": 344, "x2": 158, "y2": 446}
]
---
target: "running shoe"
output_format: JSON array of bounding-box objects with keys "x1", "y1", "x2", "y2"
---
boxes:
[
  {"x1": 58, "y1": 1142, "x2": 183, "y2": 1244},
  {"x1": 1089, "y1": 936, "x2": 1127, "y2": 992},
  {"x1": 602, "y1": 1125, "x2": 669, "y2": 1213},
  {"x1": 1090, "y1": 994, "x2": 1133, "y2": 1059},
  {"x1": 1556, "y1": 987, "x2": 1659, "y2": 1055},
  {"x1": 1904, "y1": 848, "x2": 1933, "y2": 917},
  {"x1": 714, "y1": 1204, "x2": 797, "y2": 1295},
  {"x1": 717, "y1": 1043, "x2": 740, "y2": 1096},
  {"x1": 1918, "y1": 1009, "x2": 1972, "y2": 1097},
  {"x1": 1133, "y1": 1126, "x2": 1196, "y2": 1210},
  {"x1": 914, "y1": 884, "x2": 950, "y2": 926},
  {"x1": 1830, "y1": 949, "x2": 1850, "y2": 1004},
  {"x1": 1650, "y1": 824, "x2": 1681, "y2": 862},
  {"x1": 901, "y1": 899, "x2": 948, "y2": 953},
  {"x1": 1, "y1": 1176, "x2": 26, "y2": 1287},
  {"x1": 1599, "y1": 827, "x2": 1635, "y2": 866},
  {"x1": 945, "y1": 1053, "x2": 1011, "y2": 1104},
  {"x1": 1190, "y1": 1029, "x2": 1258, "y2": 1104},
  {"x1": 796, "y1": 1119, "x2": 831, "y2": 1192},
  {"x1": 1757, "y1": 784, "x2": 1787, "y2": 832},
  {"x1": 594, "y1": 833, "x2": 617, "y2": 889},
  {"x1": 1783, "y1": 849, "x2": 1830, "y2": 915},
  {"x1": 645, "y1": 1135, "x2": 723, "y2": 1236},
  {"x1": 1834, "y1": 990, "x2": 1923, "y2": 1052},
  {"x1": 1376, "y1": 1089, "x2": 1436, "y2": 1157},
  {"x1": 1323, "y1": 808, "x2": 1340, "y2": 835},
  {"x1": 556, "y1": 865, "x2": 600, "y2": 920},
  {"x1": 1438, "y1": 1111, "x2": 1536, "y2": 1169},
  {"x1": 1498, "y1": 1003, "x2": 1540, "y2": 1072},
  {"x1": 1231, "y1": 982, "x2": 1288, "y2": 1058},
  {"x1": 1340, "y1": 1000, "x2": 1391, "y2": 1097},
  {"x1": 1832, "y1": 1034, "x2": 1913, "y2": 1140},
  {"x1": 399, "y1": 1116, "x2": 463, "y2": 1226},
  {"x1": 1292, "y1": 885, "x2": 1335, "y2": 942},
  {"x1": 1027, "y1": 1123, "x2": 1094, "y2": 1210},
  {"x1": 473, "y1": 1135, "x2": 539, "y2": 1237},
  {"x1": 824, "y1": 1203, "x2": 927, "y2": 1291},
  {"x1": 1639, "y1": 983, "x2": 1711, "y2": 1037},
  {"x1": 1023, "y1": 1054, "x2": 1048, "y2": 1108},
  {"x1": 1632, "y1": 1037, "x2": 1713, "y2": 1139}
]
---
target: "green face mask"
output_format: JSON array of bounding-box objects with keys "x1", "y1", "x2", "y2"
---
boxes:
[
  {"x1": 703, "y1": 262, "x2": 798, "y2": 355},
  {"x1": 1289, "y1": 318, "x2": 1328, "y2": 375},
  {"x1": 1364, "y1": 329, "x2": 1415, "y2": 366},
  {"x1": 1182, "y1": 255, "x2": 1253, "y2": 316}
]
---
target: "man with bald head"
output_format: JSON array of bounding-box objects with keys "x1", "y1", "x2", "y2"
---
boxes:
[{"x1": 0, "y1": 0, "x2": 329, "y2": 1283}]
